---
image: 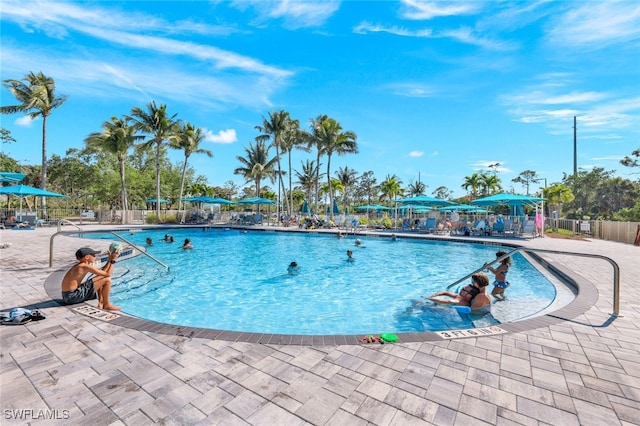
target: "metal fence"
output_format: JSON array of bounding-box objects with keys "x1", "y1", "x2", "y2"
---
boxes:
[
  {"x1": 551, "y1": 218, "x2": 640, "y2": 245},
  {"x1": 3, "y1": 207, "x2": 639, "y2": 246}
]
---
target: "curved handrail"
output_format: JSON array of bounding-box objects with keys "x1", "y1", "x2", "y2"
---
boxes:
[
  {"x1": 110, "y1": 232, "x2": 169, "y2": 270},
  {"x1": 445, "y1": 247, "x2": 621, "y2": 316},
  {"x1": 49, "y1": 230, "x2": 169, "y2": 270},
  {"x1": 57, "y1": 219, "x2": 84, "y2": 233}
]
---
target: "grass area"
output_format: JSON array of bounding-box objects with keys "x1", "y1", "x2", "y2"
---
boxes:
[{"x1": 543, "y1": 228, "x2": 589, "y2": 241}]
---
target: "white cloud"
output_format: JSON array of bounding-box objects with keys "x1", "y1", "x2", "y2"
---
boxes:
[
  {"x1": 234, "y1": 0, "x2": 340, "y2": 29},
  {"x1": 547, "y1": 1, "x2": 640, "y2": 48},
  {"x1": 15, "y1": 115, "x2": 36, "y2": 127},
  {"x1": 409, "y1": 151, "x2": 424, "y2": 157},
  {"x1": 400, "y1": 0, "x2": 479, "y2": 20},
  {"x1": 204, "y1": 128, "x2": 237, "y2": 144},
  {"x1": 386, "y1": 82, "x2": 436, "y2": 98}
]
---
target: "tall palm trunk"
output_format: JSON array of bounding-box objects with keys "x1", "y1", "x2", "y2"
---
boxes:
[
  {"x1": 155, "y1": 139, "x2": 161, "y2": 220},
  {"x1": 40, "y1": 114, "x2": 48, "y2": 215},
  {"x1": 118, "y1": 155, "x2": 128, "y2": 213},
  {"x1": 288, "y1": 151, "x2": 293, "y2": 216},
  {"x1": 326, "y1": 154, "x2": 333, "y2": 220}
]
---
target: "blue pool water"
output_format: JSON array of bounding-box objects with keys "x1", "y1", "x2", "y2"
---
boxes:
[{"x1": 88, "y1": 229, "x2": 558, "y2": 335}]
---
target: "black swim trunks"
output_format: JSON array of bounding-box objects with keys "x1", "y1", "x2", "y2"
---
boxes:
[{"x1": 62, "y1": 278, "x2": 97, "y2": 305}]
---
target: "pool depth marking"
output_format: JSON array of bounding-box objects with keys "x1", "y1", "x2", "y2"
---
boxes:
[
  {"x1": 73, "y1": 305, "x2": 120, "y2": 321},
  {"x1": 435, "y1": 325, "x2": 506, "y2": 339}
]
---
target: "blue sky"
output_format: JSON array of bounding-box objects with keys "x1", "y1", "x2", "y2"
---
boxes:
[{"x1": 1, "y1": 0, "x2": 639, "y2": 198}]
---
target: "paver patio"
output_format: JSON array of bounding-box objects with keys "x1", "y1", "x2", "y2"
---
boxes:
[{"x1": 1, "y1": 225, "x2": 638, "y2": 425}]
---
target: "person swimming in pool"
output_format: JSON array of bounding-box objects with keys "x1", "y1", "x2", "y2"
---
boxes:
[
  {"x1": 182, "y1": 238, "x2": 193, "y2": 249},
  {"x1": 287, "y1": 261, "x2": 299, "y2": 274},
  {"x1": 485, "y1": 250, "x2": 512, "y2": 301},
  {"x1": 346, "y1": 249, "x2": 354, "y2": 261},
  {"x1": 426, "y1": 273, "x2": 491, "y2": 310}
]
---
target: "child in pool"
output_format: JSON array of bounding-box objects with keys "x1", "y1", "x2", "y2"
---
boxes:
[{"x1": 485, "y1": 250, "x2": 512, "y2": 300}]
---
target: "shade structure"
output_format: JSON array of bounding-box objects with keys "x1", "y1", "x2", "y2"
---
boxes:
[
  {"x1": 237, "y1": 197, "x2": 276, "y2": 205},
  {"x1": 0, "y1": 184, "x2": 66, "y2": 218},
  {"x1": 355, "y1": 204, "x2": 390, "y2": 211},
  {"x1": 0, "y1": 172, "x2": 26, "y2": 183},
  {"x1": 437, "y1": 204, "x2": 492, "y2": 213},
  {"x1": 470, "y1": 193, "x2": 545, "y2": 207},
  {"x1": 183, "y1": 196, "x2": 234, "y2": 205},
  {"x1": 0, "y1": 184, "x2": 65, "y2": 198},
  {"x1": 326, "y1": 199, "x2": 340, "y2": 215},
  {"x1": 146, "y1": 198, "x2": 169, "y2": 204},
  {"x1": 396, "y1": 195, "x2": 456, "y2": 206},
  {"x1": 301, "y1": 200, "x2": 311, "y2": 215},
  {"x1": 397, "y1": 204, "x2": 431, "y2": 213}
]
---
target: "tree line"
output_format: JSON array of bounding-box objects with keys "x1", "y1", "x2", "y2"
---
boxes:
[{"x1": 2, "y1": 71, "x2": 639, "y2": 222}]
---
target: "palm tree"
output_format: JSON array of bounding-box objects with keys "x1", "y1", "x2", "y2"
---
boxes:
[
  {"x1": 169, "y1": 122, "x2": 213, "y2": 214},
  {"x1": 335, "y1": 166, "x2": 358, "y2": 215},
  {"x1": 308, "y1": 114, "x2": 328, "y2": 214},
  {"x1": 84, "y1": 116, "x2": 142, "y2": 223},
  {"x1": 281, "y1": 119, "x2": 308, "y2": 216},
  {"x1": 320, "y1": 178, "x2": 345, "y2": 212},
  {"x1": 295, "y1": 159, "x2": 321, "y2": 207},
  {"x1": 544, "y1": 184, "x2": 574, "y2": 230},
  {"x1": 313, "y1": 116, "x2": 358, "y2": 219},
  {"x1": 129, "y1": 101, "x2": 178, "y2": 220},
  {"x1": 379, "y1": 174, "x2": 403, "y2": 204},
  {"x1": 406, "y1": 180, "x2": 426, "y2": 196},
  {"x1": 256, "y1": 110, "x2": 292, "y2": 215},
  {"x1": 1, "y1": 71, "x2": 67, "y2": 214},
  {"x1": 480, "y1": 173, "x2": 502, "y2": 196},
  {"x1": 233, "y1": 139, "x2": 277, "y2": 200},
  {"x1": 462, "y1": 173, "x2": 483, "y2": 200}
]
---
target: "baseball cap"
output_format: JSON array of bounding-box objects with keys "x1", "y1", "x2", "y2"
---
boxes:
[{"x1": 75, "y1": 247, "x2": 101, "y2": 259}]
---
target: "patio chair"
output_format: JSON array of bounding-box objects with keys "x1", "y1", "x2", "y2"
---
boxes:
[
  {"x1": 471, "y1": 220, "x2": 486, "y2": 236},
  {"x1": 424, "y1": 217, "x2": 437, "y2": 233},
  {"x1": 520, "y1": 220, "x2": 536, "y2": 238},
  {"x1": 253, "y1": 214, "x2": 263, "y2": 225}
]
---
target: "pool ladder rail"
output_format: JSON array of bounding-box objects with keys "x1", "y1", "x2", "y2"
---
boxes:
[
  {"x1": 49, "y1": 221, "x2": 169, "y2": 271},
  {"x1": 446, "y1": 247, "x2": 621, "y2": 317}
]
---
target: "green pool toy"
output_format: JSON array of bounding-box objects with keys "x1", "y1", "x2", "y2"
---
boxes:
[{"x1": 379, "y1": 333, "x2": 399, "y2": 343}]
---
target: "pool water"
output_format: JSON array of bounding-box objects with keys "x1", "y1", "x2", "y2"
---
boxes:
[{"x1": 89, "y1": 229, "x2": 558, "y2": 335}]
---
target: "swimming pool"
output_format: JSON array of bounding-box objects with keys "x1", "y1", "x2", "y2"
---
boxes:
[{"x1": 88, "y1": 228, "x2": 558, "y2": 335}]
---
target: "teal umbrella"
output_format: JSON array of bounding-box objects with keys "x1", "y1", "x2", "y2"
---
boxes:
[
  {"x1": 0, "y1": 172, "x2": 26, "y2": 183},
  {"x1": 301, "y1": 200, "x2": 311, "y2": 215},
  {"x1": 471, "y1": 193, "x2": 544, "y2": 207},
  {"x1": 0, "y1": 184, "x2": 65, "y2": 217},
  {"x1": 146, "y1": 198, "x2": 169, "y2": 204},
  {"x1": 397, "y1": 195, "x2": 455, "y2": 206}
]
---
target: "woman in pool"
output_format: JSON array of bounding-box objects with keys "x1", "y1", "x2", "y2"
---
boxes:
[
  {"x1": 485, "y1": 250, "x2": 512, "y2": 300},
  {"x1": 182, "y1": 238, "x2": 193, "y2": 249},
  {"x1": 426, "y1": 273, "x2": 491, "y2": 310}
]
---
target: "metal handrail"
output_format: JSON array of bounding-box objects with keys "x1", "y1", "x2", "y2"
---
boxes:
[
  {"x1": 444, "y1": 247, "x2": 620, "y2": 316},
  {"x1": 57, "y1": 219, "x2": 83, "y2": 233},
  {"x1": 109, "y1": 232, "x2": 169, "y2": 270},
  {"x1": 49, "y1": 230, "x2": 169, "y2": 270}
]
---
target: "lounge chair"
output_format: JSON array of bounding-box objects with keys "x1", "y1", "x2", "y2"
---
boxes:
[
  {"x1": 253, "y1": 214, "x2": 263, "y2": 225},
  {"x1": 492, "y1": 220, "x2": 505, "y2": 236},
  {"x1": 471, "y1": 220, "x2": 486, "y2": 236},
  {"x1": 520, "y1": 220, "x2": 536, "y2": 238},
  {"x1": 424, "y1": 217, "x2": 437, "y2": 233}
]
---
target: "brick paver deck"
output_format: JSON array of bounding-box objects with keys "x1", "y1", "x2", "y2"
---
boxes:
[{"x1": 1, "y1": 225, "x2": 638, "y2": 425}]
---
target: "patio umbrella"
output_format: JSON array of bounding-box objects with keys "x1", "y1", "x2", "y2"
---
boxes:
[
  {"x1": 237, "y1": 197, "x2": 276, "y2": 205},
  {"x1": 146, "y1": 198, "x2": 169, "y2": 204},
  {"x1": 470, "y1": 193, "x2": 544, "y2": 207},
  {"x1": 301, "y1": 200, "x2": 311, "y2": 215},
  {"x1": 326, "y1": 199, "x2": 340, "y2": 215},
  {"x1": 183, "y1": 196, "x2": 234, "y2": 204},
  {"x1": 0, "y1": 172, "x2": 26, "y2": 183},
  {"x1": 396, "y1": 195, "x2": 456, "y2": 206},
  {"x1": 0, "y1": 184, "x2": 66, "y2": 218}
]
